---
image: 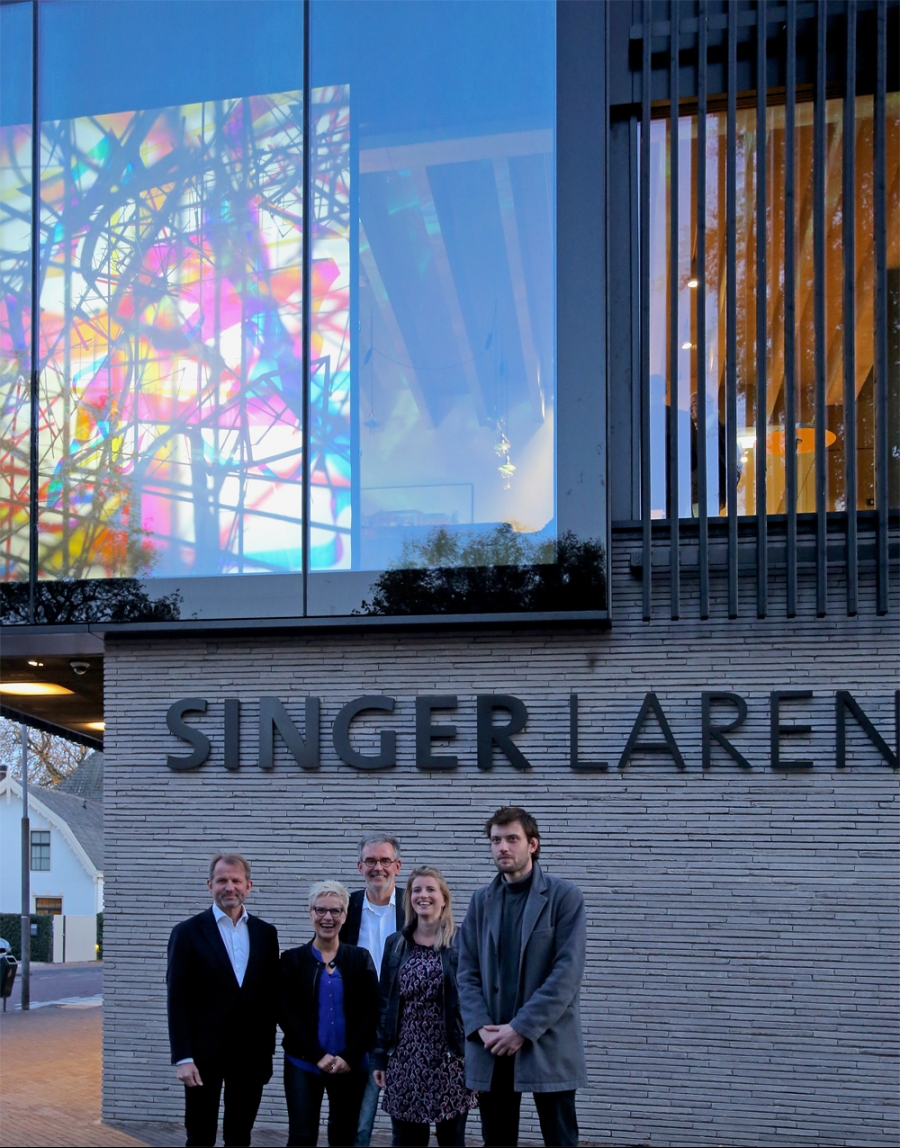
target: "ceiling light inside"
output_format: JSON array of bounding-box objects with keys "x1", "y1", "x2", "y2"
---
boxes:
[
  {"x1": 0, "y1": 682, "x2": 75, "y2": 696},
  {"x1": 83, "y1": 721, "x2": 105, "y2": 731}
]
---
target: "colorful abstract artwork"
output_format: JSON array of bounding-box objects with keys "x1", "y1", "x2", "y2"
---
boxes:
[
  {"x1": 309, "y1": 86, "x2": 351, "y2": 571},
  {"x1": 36, "y1": 91, "x2": 308, "y2": 579},
  {"x1": 0, "y1": 121, "x2": 32, "y2": 581},
  {"x1": 0, "y1": 83, "x2": 354, "y2": 583}
]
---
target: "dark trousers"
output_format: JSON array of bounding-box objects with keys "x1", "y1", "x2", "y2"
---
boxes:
[
  {"x1": 284, "y1": 1059, "x2": 368, "y2": 1146},
  {"x1": 479, "y1": 1057, "x2": 579, "y2": 1148},
  {"x1": 390, "y1": 1112, "x2": 468, "y2": 1147},
  {"x1": 183, "y1": 1070, "x2": 265, "y2": 1147}
]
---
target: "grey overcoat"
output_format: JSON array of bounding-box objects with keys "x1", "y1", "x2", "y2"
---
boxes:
[{"x1": 457, "y1": 860, "x2": 587, "y2": 1092}]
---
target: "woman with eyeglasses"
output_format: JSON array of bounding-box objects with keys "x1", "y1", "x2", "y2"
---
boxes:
[
  {"x1": 373, "y1": 866, "x2": 477, "y2": 1147},
  {"x1": 280, "y1": 881, "x2": 379, "y2": 1146}
]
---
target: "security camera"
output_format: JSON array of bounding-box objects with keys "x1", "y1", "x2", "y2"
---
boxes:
[{"x1": 70, "y1": 660, "x2": 91, "y2": 676}]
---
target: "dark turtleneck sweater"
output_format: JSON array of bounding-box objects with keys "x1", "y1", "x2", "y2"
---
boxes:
[{"x1": 497, "y1": 867, "x2": 534, "y2": 1024}]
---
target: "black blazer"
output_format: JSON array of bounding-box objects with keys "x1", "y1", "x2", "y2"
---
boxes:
[
  {"x1": 339, "y1": 888, "x2": 408, "y2": 946},
  {"x1": 372, "y1": 929, "x2": 466, "y2": 1071},
  {"x1": 166, "y1": 907, "x2": 280, "y2": 1080},
  {"x1": 279, "y1": 941, "x2": 379, "y2": 1070}
]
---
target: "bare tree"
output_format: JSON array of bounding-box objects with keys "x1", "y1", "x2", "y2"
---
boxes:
[{"x1": 0, "y1": 717, "x2": 91, "y2": 786}]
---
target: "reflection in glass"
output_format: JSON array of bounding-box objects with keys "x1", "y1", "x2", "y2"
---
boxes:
[
  {"x1": 357, "y1": 526, "x2": 604, "y2": 615},
  {"x1": 643, "y1": 94, "x2": 900, "y2": 519},
  {"x1": 310, "y1": 0, "x2": 557, "y2": 582},
  {"x1": 0, "y1": 1, "x2": 33, "y2": 581},
  {"x1": 36, "y1": 4, "x2": 305, "y2": 580}
]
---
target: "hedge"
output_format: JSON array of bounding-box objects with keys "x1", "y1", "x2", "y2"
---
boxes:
[{"x1": 0, "y1": 913, "x2": 53, "y2": 962}]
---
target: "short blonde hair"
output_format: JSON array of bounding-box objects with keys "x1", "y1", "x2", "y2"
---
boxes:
[
  {"x1": 403, "y1": 866, "x2": 456, "y2": 950},
  {"x1": 308, "y1": 880, "x2": 349, "y2": 913}
]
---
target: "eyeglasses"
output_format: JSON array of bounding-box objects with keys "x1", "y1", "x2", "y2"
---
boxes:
[
  {"x1": 362, "y1": 857, "x2": 398, "y2": 868},
  {"x1": 311, "y1": 906, "x2": 344, "y2": 918}
]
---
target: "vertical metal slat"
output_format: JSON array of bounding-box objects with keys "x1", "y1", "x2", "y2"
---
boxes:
[
  {"x1": 669, "y1": 0, "x2": 680, "y2": 619},
  {"x1": 726, "y1": 1, "x2": 738, "y2": 617},
  {"x1": 697, "y1": 1, "x2": 709, "y2": 619},
  {"x1": 28, "y1": 0, "x2": 40, "y2": 623},
  {"x1": 784, "y1": 0, "x2": 798, "y2": 617},
  {"x1": 641, "y1": 0, "x2": 652, "y2": 620},
  {"x1": 873, "y1": 0, "x2": 889, "y2": 615},
  {"x1": 756, "y1": 0, "x2": 768, "y2": 618},
  {"x1": 814, "y1": 0, "x2": 827, "y2": 615},
  {"x1": 843, "y1": 1, "x2": 858, "y2": 615}
]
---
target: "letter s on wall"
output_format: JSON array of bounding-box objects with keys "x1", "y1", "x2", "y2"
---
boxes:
[{"x1": 166, "y1": 698, "x2": 211, "y2": 770}]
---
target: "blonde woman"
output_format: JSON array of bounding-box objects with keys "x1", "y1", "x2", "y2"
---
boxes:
[
  {"x1": 279, "y1": 881, "x2": 379, "y2": 1146},
  {"x1": 372, "y1": 866, "x2": 476, "y2": 1147}
]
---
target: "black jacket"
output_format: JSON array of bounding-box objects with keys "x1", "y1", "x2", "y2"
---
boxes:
[
  {"x1": 372, "y1": 929, "x2": 466, "y2": 1071},
  {"x1": 166, "y1": 908, "x2": 280, "y2": 1080},
  {"x1": 339, "y1": 887, "x2": 408, "y2": 946},
  {"x1": 279, "y1": 941, "x2": 379, "y2": 1070}
]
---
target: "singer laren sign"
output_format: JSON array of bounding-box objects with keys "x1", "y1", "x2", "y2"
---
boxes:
[{"x1": 164, "y1": 691, "x2": 900, "y2": 773}]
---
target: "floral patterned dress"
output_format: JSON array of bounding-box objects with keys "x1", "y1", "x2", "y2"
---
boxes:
[{"x1": 382, "y1": 942, "x2": 478, "y2": 1124}]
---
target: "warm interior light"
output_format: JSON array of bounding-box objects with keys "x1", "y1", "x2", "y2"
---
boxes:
[
  {"x1": 27, "y1": 660, "x2": 44, "y2": 667},
  {"x1": 83, "y1": 721, "x2": 105, "y2": 731},
  {"x1": 0, "y1": 682, "x2": 75, "y2": 696},
  {"x1": 687, "y1": 277, "x2": 699, "y2": 289},
  {"x1": 681, "y1": 341, "x2": 694, "y2": 350}
]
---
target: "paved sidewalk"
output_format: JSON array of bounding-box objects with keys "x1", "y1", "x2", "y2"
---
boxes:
[
  {"x1": 1, "y1": 1004, "x2": 612, "y2": 1147},
  {"x1": 0, "y1": 1005, "x2": 369, "y2": 1148},
  {"x1": 0, "y1": 1006, "x2": 146, "y2": 1148}
]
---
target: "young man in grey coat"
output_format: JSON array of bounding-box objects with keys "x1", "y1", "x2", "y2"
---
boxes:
[{"x1": 458, "y1": 806, "x2": 587, "y2": 1147}]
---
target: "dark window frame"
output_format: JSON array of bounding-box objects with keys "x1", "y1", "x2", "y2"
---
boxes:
[{"x1": 30, "y1": 828, "x2": 50, "y2": 871}]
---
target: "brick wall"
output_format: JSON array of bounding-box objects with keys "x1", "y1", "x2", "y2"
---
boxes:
[{"x1": 101, "y1": 533, "x2": 899, "y2": 1146}]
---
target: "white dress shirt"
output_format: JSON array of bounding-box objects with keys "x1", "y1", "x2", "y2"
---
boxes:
[
  {"x1": 212, "y1": 901, "x2": 250, "y2": 986},
  {"x1": 357, "y1": 889, "x2": 396, "y2": 977}
]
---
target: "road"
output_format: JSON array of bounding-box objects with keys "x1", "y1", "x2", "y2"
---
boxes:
[{"x1": 4, "y1": 960, "x2": 102, "y2": 1010}]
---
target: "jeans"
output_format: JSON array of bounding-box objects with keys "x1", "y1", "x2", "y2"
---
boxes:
[
  {"x1": 284, "y1": 1059, "x2": 368, "y2": 1147},
  {"x1": 183, "y1": 1070, "x2": 264, "y2": 1147},
  {"x1": 478, "y1": 1056, "x2": 579, "y2": 1148},
  {"x1": 390, "y1": 1112, "x2": 468, "y2": 1147},
  {"x1": 354, "y1": 1069, "x2": 380, "y2": 1146}
]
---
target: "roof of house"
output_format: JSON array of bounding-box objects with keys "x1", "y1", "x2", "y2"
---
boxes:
[
  {"x1": 34, "y1": 785, "x2": 103, "y2": 871},
  {"x1": 58, "y1": 751, "x2": 104, "y2": 802},
  {"x1": 0, "y1": 754, "x2": 103, "y2": 875}
]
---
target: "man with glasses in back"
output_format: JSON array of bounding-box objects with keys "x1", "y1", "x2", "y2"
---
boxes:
[{"x1": 339, "y1": 832, "x2": 407, "y2": 1147}]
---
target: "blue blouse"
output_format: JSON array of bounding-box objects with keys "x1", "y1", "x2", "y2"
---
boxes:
[{"x1": 285, "y1": 947, "x2": 346, "y2": 1075}]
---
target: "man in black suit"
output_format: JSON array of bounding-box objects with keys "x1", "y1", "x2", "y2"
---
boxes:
[
  {"x1": 338, "y1": 832, "x2": 406, "y2": 1147},
  {"x1": 167, "y1": 852, "x2": 280, "y2": 1147}
]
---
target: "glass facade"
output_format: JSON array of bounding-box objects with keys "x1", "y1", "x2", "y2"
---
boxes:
[
  {"x1": 0, "y1": 0, "x2": 32, "y2": 582},
  {"x1": 37, "y1": 1, "x2": 305, "y2": 583},
  {"x1": 0, "y1": 0, "x2": 606, "y2": 623},
  {"x1": 643, "y1": 95, "x2": 900, "y2": 520},
  {"x1": 308, "y1": 1, "x2": 559, "y2": 615}
]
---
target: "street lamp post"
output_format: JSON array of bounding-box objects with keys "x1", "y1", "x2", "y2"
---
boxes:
[{"x1": 20, "y1": 724, "x2": 30, "y2": 1010}]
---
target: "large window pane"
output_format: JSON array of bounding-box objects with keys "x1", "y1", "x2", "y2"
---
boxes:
[
  {"x1": 309, "y1": 0, "x2": 574, "y2": 615},
  {"x1": 0, "y1": 1, "x2": 33, "y2": 582},
  {"x1": 642, "y1": 93, "x2": 900, "y2": 519},
  {"x1": 36, "y1": 1, "x2": 304, "y2": 589}
]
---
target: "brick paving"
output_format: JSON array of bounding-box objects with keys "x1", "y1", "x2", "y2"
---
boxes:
[
  {"x1": 0, "y1": 1005, "x2": 379, "y2": 1148},
  {"x1": 0, "y1": 1004, "x2": 612, "y2": 1147},
  {"x1": 0, "y1": 1006, "x2": 146, "y2": 1148}
]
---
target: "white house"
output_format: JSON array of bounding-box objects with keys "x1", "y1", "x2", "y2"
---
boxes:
[{"x1": 0, "y1": 753, "x2": 104, "y2": 920}]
